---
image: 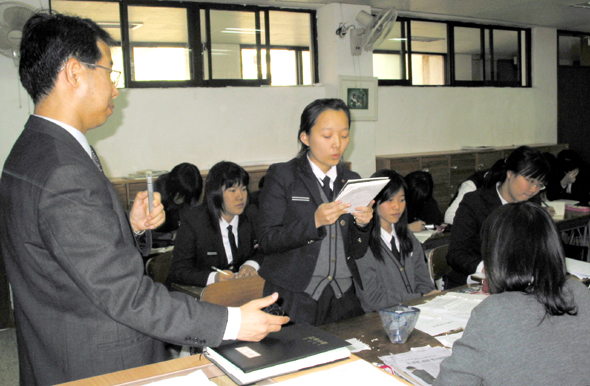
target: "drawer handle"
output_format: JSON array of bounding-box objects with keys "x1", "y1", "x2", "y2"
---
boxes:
[
  {"x1": 450, "y1": 165, "x2": 458, "y2": 170},
  {"x1": 422, "y1": 168, "x2": 430, "y2": 173}
]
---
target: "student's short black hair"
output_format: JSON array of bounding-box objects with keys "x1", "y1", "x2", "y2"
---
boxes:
[
  {"x1": 503, "y1": 146, "x2": 550, "y2": 184},
  {"x1": 405, "y1": 171, "x2": 434, "y2": 206},
  {"x1": 204, "y1": 161, "x2": 249, "y2": 222},
  {"x1": 297, "y1": 99, "x2": 351, "y2": 157},
  {"x1": 369, "y1": 169, "x2": 413, "y2": 261},
  {"x1": 19, "y1": 12, "x2": 115, "y2": 104},
  {"x1": 481, "y1": 202, "x2": 576, "y2": 316},
  {"x1": 166, "y1": 163, "x2": 203, "y2": 207}
]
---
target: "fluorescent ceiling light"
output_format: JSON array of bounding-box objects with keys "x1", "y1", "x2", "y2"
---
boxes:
[
  {"x1": 388, "y1": 36, "x2": 445, "y2": 43},
  {"x1": 97, "y1": 21, "x2": 143, "y2": 30},
  {"x1": 570, "y1": 2, "x2": 590, "y2": 9}
]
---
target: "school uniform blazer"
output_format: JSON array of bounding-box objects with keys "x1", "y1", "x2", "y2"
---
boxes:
[
  {"x1": 354, "y1": 233, "x2": 435, "y2": 312},
  {"x1": 257, "y1": 155, "x2": 371, "y2": 293},
  {"x1": 446, "y1": 187, "x2": 502, "y2": 286},
  {"x1": 167, "y1": 204, "x2": 261, "y2": 287},
  {"x1": 0, "y1": 116, "x2": 227, "y2": 386},
  {"x1": 434, "y1": 279, "x2": 590, "y2": 386}
]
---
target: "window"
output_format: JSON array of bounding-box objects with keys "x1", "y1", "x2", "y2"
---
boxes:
[
  {"x1": 558, "y1": 32, "x2": 590, "y2": 67},
  {"x1": 373, "y1": 17, "x2": 530, "y2": 87},
  {"x1": 51, "y1": 0, "x2": 318, "y2": 88}
]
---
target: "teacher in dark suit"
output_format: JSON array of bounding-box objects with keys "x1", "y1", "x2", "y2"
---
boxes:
[
  {"x1": 258, "y1": 98, "x2": 374, "y2": 326},
  {"x1": 0, "y1": 13, "x2": 287, "y2": 386},
  {"x1": 168, "y1": 161, "x2": 262, "y2": 287}
]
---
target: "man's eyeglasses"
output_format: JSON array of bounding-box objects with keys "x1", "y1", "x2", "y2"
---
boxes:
[
  {"x1": 79, "y1": 62, "x2": 121, "y2": 87},
  {"x1": 523, "y1": 176, "x2": 546, "y2": 190}
]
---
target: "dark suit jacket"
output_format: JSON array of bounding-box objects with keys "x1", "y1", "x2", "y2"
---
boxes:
[
  {"x1": 167, "y1": 205, "x2": 260, "y2": 287},
  {"x1": 446, "y1": 187, "x2": 502, "y2": 287},
  {"x1": 0, "y1": 116, "x2": 227, "y2": 385},
  {"x1": 257, "y1": 155, "x2": 371, "y2": 292}
]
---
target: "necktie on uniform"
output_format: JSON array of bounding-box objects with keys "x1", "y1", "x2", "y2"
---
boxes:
[
  {"x1": 322, "y1": 176, "x2": 333, "y2": 201},
  {"x1": 227, "y1": 225, "x2": 238, "y2": 263}
]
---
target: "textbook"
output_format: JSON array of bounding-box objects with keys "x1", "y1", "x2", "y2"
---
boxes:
[
  {"x1": 335, "y1": 177, "x2": 390, "y2": 213},
  {"x1": 204, "y1": 324, "x2": 351, "y2": 385}
]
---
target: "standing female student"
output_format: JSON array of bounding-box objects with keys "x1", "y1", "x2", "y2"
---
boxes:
[
  {"x1": 355, "y1": 170, "x2": 438, "y2": 312},
  {"x1": 434, "y1": 202, "x2": 590, "y2": 385},
  {"x1": 167, "y1": 161, "x2": 261, "y2": 288},
  {"x1": 258, "y1": 98, "x2": 374, "y2": 325},
  {"x1": 446, "y1": 146, "x2": 550, "y2": 288}
]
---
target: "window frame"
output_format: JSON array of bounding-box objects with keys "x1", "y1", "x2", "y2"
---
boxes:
[
  {"x1": 50, "y1": 0, "x2": 319, "y2": 88},
  {"x1": 374, "y1": 16, "x2": 531, "y2": 88}
]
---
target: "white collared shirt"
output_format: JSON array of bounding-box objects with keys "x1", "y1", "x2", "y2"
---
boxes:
[
  {"x1": 380, "y1": 226, "x2": 400, "y2": 252},
  {"x1": 307, "y1": 154, "x2": 337, "y2": 192},
  {"x1": 36, "y1": 115, "x2": 93, "y2": 159}
]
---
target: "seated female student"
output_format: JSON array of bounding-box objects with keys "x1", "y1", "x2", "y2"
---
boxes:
[
  {"x1": 355, "y1": 169, "x2": 439, "y2": 312},
  {"x1": 153, "y1": 162, "x2": 203, "y2": 247},
  {"x1": 446, "y1": 146, "x2": 550, "y2": 288},
  {"x1": 258, "y1": 98, "x2": 374, "y2": 326},
  {"x1": 434, "y1": 202, "x2": 590, "y2": 386},
  {"x1": 404, "y1": 171, "x2": 444, "y2": 232},
  {"x1": 167, "y1": 161, "x2": 261, "y2": 288},
  {"x1": 545, "y1": 149, "x2": 590, "y2": 205}
]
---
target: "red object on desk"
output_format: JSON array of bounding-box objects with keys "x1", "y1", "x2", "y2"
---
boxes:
[{"x1": 565, "y1": 204, "x2": 590, "y2": 213}]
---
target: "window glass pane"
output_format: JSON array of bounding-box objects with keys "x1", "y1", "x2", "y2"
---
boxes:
[
  {"x1": 493, "y1": 29, "x2": 519, "y2": 82},
  {"x1": 210, "y1": 10, "x2": 258, "y2": 79},
  {"x1": 559, "y1": 35, "x2": 584, "y2": 66},
  {"x1": 128, "y1": 6, "x2": 189, "y2": 82},
  {"x1": 51, "y1": 1, "x2": 124, "y2": 87},
  {"x1": 409, "y1": 21, "x2": 447, "y2": 85},
  {"x1": 373, "y1": 20, "x2": 406, "y2": 80},
  {"x1": 302, "y1": 51, "x2": 312, "y2": 85},
  {"x1": 484, "y1": 29, "x2": 491, "y2": 81},
  {"x1": 269, "y1": 11, "x2": 312, "y2": 85},
  {"x1": 201, "y1": 9, "x2": 209, "y2": 81},
  {"x1": 454, "y1": 26, "x2": 482, "y2": 81}
]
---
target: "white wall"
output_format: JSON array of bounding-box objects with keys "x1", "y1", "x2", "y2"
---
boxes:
[{"x1": 0, "y1": 2, "x2": 558, "y2": 180}]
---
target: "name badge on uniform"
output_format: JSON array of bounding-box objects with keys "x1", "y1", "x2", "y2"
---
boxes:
[
  {"x1": 292, "y1": 196, "x2": 310, "y2": 202},
  {"x1": 207, "y1": 252, "x2": 217, "y2": 256}
]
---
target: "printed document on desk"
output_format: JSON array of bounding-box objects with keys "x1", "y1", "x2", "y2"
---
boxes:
[
  {"x1": 566, "y1": 257, "x2": 590, "y2": 280},
  {"x1": 414, "y1": 292, "x2": 486, "y2": 335},
  {"x1": 335, "y1": 177, "x2": 389, "y2": 213},
  {"x1": 380, "y1": 346, "x2": 452, "y2": 386}
]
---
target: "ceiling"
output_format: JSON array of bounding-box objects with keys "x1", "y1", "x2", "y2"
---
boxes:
[{"x1": 221, "y1": 0, "x2": 590, "y2": 33}]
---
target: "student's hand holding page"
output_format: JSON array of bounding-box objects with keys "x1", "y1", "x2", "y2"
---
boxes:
[
  {"x1": 352, "y1": 200, "x2": 375, "y2": 227},
  {"x1": 130, "y1": 191, "x2": 166, "y2": 232},
  {"x1": 238, "y1": 293, "x2": 290, "y2": 342},
  {"x1": 314, "y1": 201, "x2": 350, "y2": 228}
]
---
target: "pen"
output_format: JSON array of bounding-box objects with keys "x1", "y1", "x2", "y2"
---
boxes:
[
  {"x1": 211, "y1": 266, "x2": 231, "y2": 276},
  {"x1": 146, "y1": 171, "x2": 153, "y2": 213},
  {"x1": 424, "y1": 225, "x2": 435, "y2": 230}
]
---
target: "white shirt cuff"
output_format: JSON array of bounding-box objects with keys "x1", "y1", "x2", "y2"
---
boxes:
[
  {"x1": 467, "y1": 262, "x2": 485, "y2": 285},
  {"x1": 242, "y1": 260, "x2": 260, "y2": 271},
  {"x1": 206, "y1": 272, "x2": 217, "y2": 286},
  {"x1": 223, "y1": 307, "x2": 241, "y2": 340}
]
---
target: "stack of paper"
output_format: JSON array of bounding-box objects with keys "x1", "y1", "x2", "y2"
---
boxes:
[
  {"x1": 380, "y1": 346, "x2": 452, "y2": 386},
  {"x1": 566, "y1": 257, "x2": 590, "y2": 280},
  {"x1": 414, "y1": 293, "x2": 486, "y2": 336}
]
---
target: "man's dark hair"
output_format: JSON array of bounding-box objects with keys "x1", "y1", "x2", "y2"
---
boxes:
[{"x1": 19, "y1": 12, "x2": 115, "y2": 104}]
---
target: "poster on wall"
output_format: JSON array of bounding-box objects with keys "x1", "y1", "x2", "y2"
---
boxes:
[{"x1": 338, "y1": 76, "x2": 378, "y2": 121}]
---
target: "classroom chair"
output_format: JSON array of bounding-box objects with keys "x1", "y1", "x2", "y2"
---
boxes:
[
  {"x1": 145, "y1": 251, "x2": 173, "y2": 284},
  {"x1": 428, "y1": 244, "x2": 451, "y2": 291}
]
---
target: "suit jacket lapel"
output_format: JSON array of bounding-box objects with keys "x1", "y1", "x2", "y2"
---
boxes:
[{"x1": 296, "y1": 155, "x2": 324, "y2": 206}]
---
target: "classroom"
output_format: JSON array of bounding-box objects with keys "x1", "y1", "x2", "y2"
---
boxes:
[{"x1": 1, "y1": 0, "x2": 589, "y2": 385}]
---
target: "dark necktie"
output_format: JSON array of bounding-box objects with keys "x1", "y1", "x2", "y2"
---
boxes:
[
  {"x1": 391, "y1": 237, "x2": 401, "y2": 262},
  {"x1": 322, "y1": 176, "x2": 333, "y2": 201},
  {"x1": 90, "y1": 146, "x2": 103, "y2": 172},
  {"x1": 227, "y1": 225, "x2": 238, "y2": 264}
]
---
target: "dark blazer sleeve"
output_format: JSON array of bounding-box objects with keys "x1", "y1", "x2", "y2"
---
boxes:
[{"x1": 447, "y1": 189, "x2": 501, "y2": 282}]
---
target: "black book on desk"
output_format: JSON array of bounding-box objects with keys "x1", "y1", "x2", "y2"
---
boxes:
[{"x1": 205, "y1": 323, "x2": 350, "y2": 385}]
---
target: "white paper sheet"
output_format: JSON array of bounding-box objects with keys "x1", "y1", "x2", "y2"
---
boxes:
[
  {"x1": 566, "y1": 257, "x2": 590, "y2": 279},
  {"x1": 148, "y1": 369, "x2": 216, "y2": 385}
]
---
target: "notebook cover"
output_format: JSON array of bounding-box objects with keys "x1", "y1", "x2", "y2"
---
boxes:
[{"x1": 211, "y1": 323, "x2": 349, "y2": 373}]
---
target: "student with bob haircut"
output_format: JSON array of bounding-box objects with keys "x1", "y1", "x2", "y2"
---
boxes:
[
  {"x1": 258, "y1": 98, "x2": 374, "y2": 326},
  {"x1": 354, "y1": 169, "x2": 438, "y2": 312},
  {"x1": 168, "y1": 161, "x2": 262, "y2": 287},
  {"x1": 446, "y1": 145, "x2": 551, "y2": 288},
  {"x1": 153, "y1": 162, "x2": 203, "y2": 246},
  {"x1": 404, "y1": 170, "x2": 444, "y2": 232},
  {"x1": 434, "y1": 202, "x2": 590, "y2": 385}
]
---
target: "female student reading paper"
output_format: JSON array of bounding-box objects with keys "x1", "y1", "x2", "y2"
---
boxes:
[
  {"x1": 167, "y1": 161, "x2": 261, "y2": 287},
  {"x1": 258, "y1": 98, "x2": 374, "y2": 326},
  {"x1": 434, "y1": 202, "x2": 590, "y2": 386},
  {"x1": 354, "y1": 170, "x2": 438, "y2": 312},
  {"x1": 446, "y1": 146, "x2": 551, "y2": 288}
]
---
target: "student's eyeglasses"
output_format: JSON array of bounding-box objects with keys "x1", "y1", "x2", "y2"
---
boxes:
[
  {"x1": 523, "y1": 176, "x2": 546, "y2": 190},
  {"x1": 79, "y1": 62, "x2": 121, "y2": 87}
]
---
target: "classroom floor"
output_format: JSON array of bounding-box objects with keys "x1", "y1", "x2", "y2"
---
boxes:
[{"x1": 0, "y1": 328, "x2": 19, "y2": 386}]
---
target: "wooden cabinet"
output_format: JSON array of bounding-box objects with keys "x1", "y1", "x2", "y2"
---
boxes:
[
  {"x1": 376, "y1": 143, "x2": 569, "y2": 214},
  {"x1": 109, "y1": 162, "x2": 351, "y2": 211}
]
